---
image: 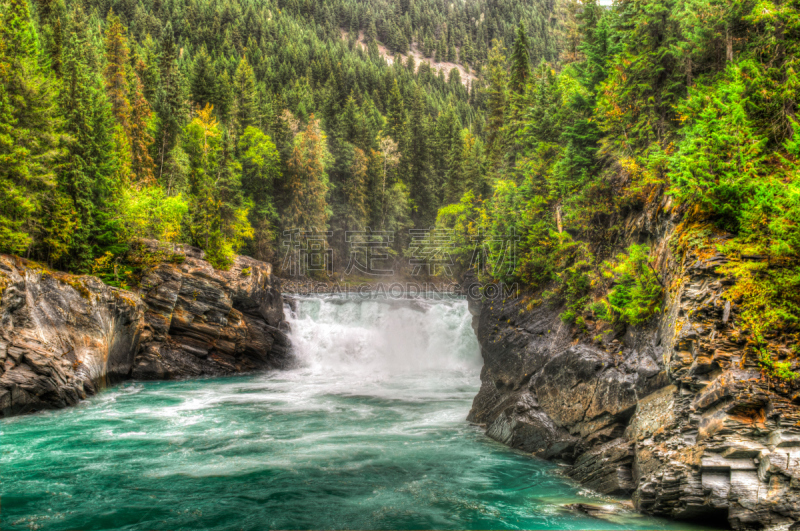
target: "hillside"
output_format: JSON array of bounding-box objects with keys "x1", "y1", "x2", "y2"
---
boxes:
[{"x1": 0, "y1": 0, "x2": 566, "y2": 281}]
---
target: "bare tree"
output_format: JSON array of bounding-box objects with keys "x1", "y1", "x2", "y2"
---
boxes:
[{"x1": 379, "y1": 136, "x2": 400, "y2": 229}]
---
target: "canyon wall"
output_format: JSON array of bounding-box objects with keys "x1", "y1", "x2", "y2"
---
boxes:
[
  {"x1": 0, "y1": 242, "x2": 290, "y2": 418},
  {"x1": 467, "y1": 200, "x2": 800, "y2": 529}
]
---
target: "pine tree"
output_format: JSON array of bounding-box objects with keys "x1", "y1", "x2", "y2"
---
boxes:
[
  {"x1": 408, "y1": 85, "x2": 435, "y2": 226},
  {"x1": 185, "y1": 104, "x2": 253, "y2": 268},
  {"x1": 343, "y1": 146, "x2": 368, "y2": 231},
  {"x1": 154, "y1": 22, "x2": 185, "y2": 183},
  {"x1": 386, "y1": 79, "x2": 409, "y2": 183},
  {"x1": 232, "y1": 55, "x2": 258, "y2": 137},
  {"x1": 444, "y1": 128, "x2": 466, "y2": 205},
  {"x1": 595, "y1": 0, "x2": 685, "y2": 152},
  {"x1": 239, "y1": 126, "x2": 281, "y2": 260},
  {"x1": 215, "y1": 67, "x2": 234, "y2": 122},
  {"x1": 35, "y1": 0, "x2": 64, "y2": 76},
  {"x1": 59, "y1": 22, "x2": 124, "y2": 271},
  {"x1": 0, "y1": 0, "x2": 61, "y2": 256},
  {"x1": 103, "y1": 12, "x2": 132, "y2": 133},
  {"x1": 485, "y1": 41, "x2": 509, "y2": 170},
  {"x1": 509, "y1": 23, "x2": 531, "y2": 95},
  {"x1": 128, "y1": 72, "x2": 156, "y2": 184},
  {"x1": 285, "y1": 115, "x2": 331, "y2": 231},
  {"x1": 191, "y1": 45, "x2": 217, "y2": 109}
]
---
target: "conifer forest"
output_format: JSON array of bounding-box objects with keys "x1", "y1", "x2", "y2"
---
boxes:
[{"x1": 4, "y1": 0, "x2": 800, "y2": 529}]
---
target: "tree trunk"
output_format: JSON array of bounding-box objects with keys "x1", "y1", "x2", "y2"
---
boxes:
[
  {"x1": 555, "y1": 206, "x2": 563, "y2": 234},
  {"x1": 725, "y1": 26, "x2": 733, "y2": 63}
]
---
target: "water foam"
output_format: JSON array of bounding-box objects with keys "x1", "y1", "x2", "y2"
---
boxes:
[{"x1": 285, "y1": 295, "x2": 481, "y2": 380}]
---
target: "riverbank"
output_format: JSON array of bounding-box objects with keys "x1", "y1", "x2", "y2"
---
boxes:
[
  {"x1": 0, "y1": 295, "x2": 710, "y2": 531},
  {"x1": 0, "y1": 241, "x2": 290, "y2": 418}
]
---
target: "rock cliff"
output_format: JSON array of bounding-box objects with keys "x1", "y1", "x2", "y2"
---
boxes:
[
  {"x1": 467, "y1": 202, "x2": 800, "y2": 529},
  {"x1": 0, "y1": 255, "x2": 145, "y2": 417},
  {"x1": 0, "y1": 242, "x2": 290, "y2": 418},
  {"x1": 132, "y1": 241, "x2": 290, "y2": 380}
]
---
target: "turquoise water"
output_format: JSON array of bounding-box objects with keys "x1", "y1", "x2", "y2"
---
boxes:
[{"x1": 2, "y1": 296, "x2": 700, "y2": 530}]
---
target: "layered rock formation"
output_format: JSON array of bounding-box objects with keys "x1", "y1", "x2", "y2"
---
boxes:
[
  {"x1": 0, "y1": 255, "x2": 145, "y2": 417},
  {"x1": 132, "y1": 241, "x2": 290, "y2": 380},
  {"x1": 0, "y1": 242, "x2": 290, "y2": 418},
  {"x1": 467, "y1": 203, "x2": 800, "y2": 529}
]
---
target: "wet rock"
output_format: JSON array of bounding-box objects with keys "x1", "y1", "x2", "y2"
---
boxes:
[
  {"x1": 0, "y1": 256, "x2": 145, "y2": 417},
  {"x1": 568, "y1": 438, "x2": 635, "y2": 495},
  {"x1": 0, "y1": 242, "x2": 291, "y2": 417},
  {"x1": 467, "y1": 229, "x2": 800, "y2": 529},
  {"x1": 131, "y1": 240, "x2": 291, "y2": 380},
  {"x1": 565, "y1": 503, "x2": 622, "y2": 520}
]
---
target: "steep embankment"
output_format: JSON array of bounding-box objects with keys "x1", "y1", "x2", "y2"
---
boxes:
[
  {"x1": 0, "y1": 243, "x2": 290, "y2": 418},
  {"x1": 467, "y1": 200, "x2": 800, "y2": 529}
]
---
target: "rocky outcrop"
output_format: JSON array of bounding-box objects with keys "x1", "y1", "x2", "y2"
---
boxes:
[
  {"x1": 131, "y1": 241, "x2": 290, "y2": 380},
  {"x1": 0, "y1": 242, "x2": 291, "y2": 418},
  {"x1": 467, "y1": 201, "x2": 800, "y2": 529},
  {"x1": 0, "y1": 256, "x2": 145, "y2": 417}
]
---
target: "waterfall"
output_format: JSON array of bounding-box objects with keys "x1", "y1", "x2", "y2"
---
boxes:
[
  {"x1": 285, "y1": 295, "x2": 482, "y2": 380},
  {"x1": 0, "y1": 294, "x2": 695, "y2": 531}
]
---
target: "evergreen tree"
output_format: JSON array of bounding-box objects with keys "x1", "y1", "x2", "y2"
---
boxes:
[
  {"x1": 509, "y1": 23, "x2": 531, "y2": 95},
  {"x1": 408, "y1": 85, "x2": 435, "y2": 226},
  {"x1": 184, "y1": 104, "x2": 253, "y2": 268},
  {"x1": 284, "y1": 115, "x2": 331, "y2": 232},
  {"x1": 191, "y1": 45, "x2": 217, "y2": 109},
  {"x1": 60, "y1": 23, "x2": 124, "y2": 271},
  {"x1": 104, "y1": 12, "x2": 132, "y2": 133},
  {"x1": 239, "y1": 126, "x2": 281, "y2": 260},
  {"x1": 154, "y1": 22, "x2": 185, "y2": 183},
  {"x1": 232, "y1": 55, "x2": 258, "y2": 137},
  {"x1": 485, "y1": 41, "x2": 509, "y2": 170},
  {"x1": 0, "y1": 0, "x2": 61, "y2": 256},
  {"x1": 128, "y1": 71, "x2": 156, "y2": 184},
  {"x1": 385, "y1": 79, "x2": 409, "y2": 183}
]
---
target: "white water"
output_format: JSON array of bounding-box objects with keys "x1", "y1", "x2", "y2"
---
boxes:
[
  {"x1": 0, "y1": 295, "x2": 700, "y2": 530},
  {"x1": 287, "y1": 295, "x2": 482, "y2": 381}
]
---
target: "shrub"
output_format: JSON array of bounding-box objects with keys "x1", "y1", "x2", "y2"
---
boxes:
[{"x1": 604, "y1": 244, "x2": 663, "y2": 325}]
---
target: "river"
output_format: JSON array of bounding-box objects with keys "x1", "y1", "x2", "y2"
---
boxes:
[{"x1": 1, "y1": 295, "x2": 704, "y2": 530}]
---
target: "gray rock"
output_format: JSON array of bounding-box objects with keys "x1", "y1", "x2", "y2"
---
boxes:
[
  {"x1": 0, "y1": 242, "x2": 291, "y2": 418},
  {"x1": 0, "y1": 256, "x2": 145, "y2": 417},
  {"x1": 131, "y1": 240, "x2": 291, "y2": 380},
  {"x1": 466, "y1": 230, "x2": 800, "y2": 529}
]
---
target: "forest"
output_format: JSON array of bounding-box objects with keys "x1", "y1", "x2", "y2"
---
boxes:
[
  {"x1": 0, "y1": 0, "x2": 561, "y2": 274},
  {"x1": 436, "y1": 0, "x2": 800, "y2": 379},
  {"x1": 1, "y1": 0, "x2": 799, "y2": 377}
]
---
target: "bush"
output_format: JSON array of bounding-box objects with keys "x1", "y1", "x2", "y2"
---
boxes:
[
  {"x1": 604, "y1": 244, "x2": 663, "y2": 325},
  {"x1": 669, "y1": 65, "x2": 766, "y2": 232}
]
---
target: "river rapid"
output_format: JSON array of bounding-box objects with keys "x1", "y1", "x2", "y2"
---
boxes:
[{"x1": 1, "y1": 295, "x2": 705, "y2": 530}]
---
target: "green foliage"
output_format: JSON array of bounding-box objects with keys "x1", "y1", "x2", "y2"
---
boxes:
[
  {"x1": 2, "y1": 0, "x2": 799, "y2": 373},
  {"x1": 555, "y1": 234, "x2": 592, "y2": 326},
  {"x1": 183, "y1": 105, "x2": 253, "y2": 269},
  {"x1": 717, "y1": 253, "x2": 800, "y2": 381},
  {"x1": 284, "y1": 115, "x2": 331, "y2": 232},
  {"x1": 117, "y1": 185, "x2": 188, "y2": 243},
  {"x1": 509, "y1": 24, "x2": 531, "y2": 95},
  {"x1": 239, "y1": 126, "x2": 280, "y2": 260},
  {"x1": 433, "y1": 0, "x2": 800, "y2": 384},
  {"x1": 604, "y1": 244, "x2": 663, "y2": 326},
  {"x1": 0, "y1": 0, "x2": 61, "y2": 256},
  {"x1": 757, "y1": 348, "x2": 799, "y2": 382},
  {"x1": 435, "y1": 190, "x2": 481, "y2": 276},
  {"x1": 670, "y1": 66, "x2": 767, "y2": 231}
]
